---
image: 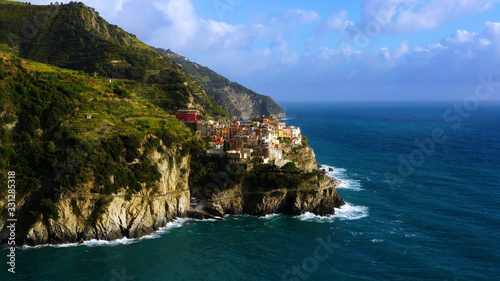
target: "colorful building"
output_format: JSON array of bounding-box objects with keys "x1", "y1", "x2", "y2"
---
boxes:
[{"x1": 175, "y1": 109, "x2": 200, "y2": 123}]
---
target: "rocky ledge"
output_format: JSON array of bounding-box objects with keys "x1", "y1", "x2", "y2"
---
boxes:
[
  {"x1": 206, "y1": 177, "x2": 344, "y2": 217},
  {"x1": 205, "y1": 144, "x2": 345, "y2": 217}
]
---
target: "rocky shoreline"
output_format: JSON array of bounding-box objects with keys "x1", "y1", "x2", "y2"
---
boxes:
[{"x1": 1, "y1": 143, "x2": 344, "y2": 247}]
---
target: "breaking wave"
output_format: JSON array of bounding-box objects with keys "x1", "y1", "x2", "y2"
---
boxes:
[
  {"x1": 22, "y1": 218, "x2": 193, "y2": 249},
  {"x1": 295, "y1": 203, "x2": 369, "y2": 222},
  {"x1": 320, "y1": 165, "x2": 363, "y2": 191}
]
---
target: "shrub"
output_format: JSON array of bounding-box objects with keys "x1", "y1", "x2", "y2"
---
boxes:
[
  {"x1": 41, "y1": 198, "x2": 60, "y2": 220},
  {"x1": 301, "y1": 136, "x2": 308, "y2": 147},
  {"x1": 282, "y1": 161, "x2": 299, "y2": 173},
  {"x1": 121, "y1": 135, "x2": 141, "y2": 162}
]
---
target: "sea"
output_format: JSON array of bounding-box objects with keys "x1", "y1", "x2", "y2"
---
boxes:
[{"x1": 2, "y1": 101, "x2": 500, "y2": 281}]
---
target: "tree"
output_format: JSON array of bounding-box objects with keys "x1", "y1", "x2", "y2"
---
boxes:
[
  {"x1": 223, "y1": 140, "x2": 231, "y2": 151},
  {"x1": 252, "y1": 156, "x2": 263, "y2": 166},
  {"x1": 282, "y1": 161, "x2": 299, "y2": 173},
  {"x1": 301, "y1": 136, "x2": 308, "y2": 147}
]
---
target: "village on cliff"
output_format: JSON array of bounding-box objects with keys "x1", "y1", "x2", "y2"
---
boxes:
[{"x1": 175, "y1": 109, "x2": 303, "y2": 164}]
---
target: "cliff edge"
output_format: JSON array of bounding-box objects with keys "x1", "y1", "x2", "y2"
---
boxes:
[{"x1": 204, "y1": 144, "x2": 344, "y2": 217}]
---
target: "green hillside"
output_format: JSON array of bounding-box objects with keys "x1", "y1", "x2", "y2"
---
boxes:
[
  {"x1": 0, "y1": 0, "x2": 231, "y2": 119},
  {"x1": 0, "y1": 51, "x2": 206, "y2": 237},
  {"x1": 0, "y1": 2, "x2": 330, "y2": 246},
  {"x1": 0, "y1": 1, "x2": 228, "y2": 240}
]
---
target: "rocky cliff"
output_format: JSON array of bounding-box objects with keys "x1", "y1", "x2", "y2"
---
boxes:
[
  {"x1": 205, "y1": 144, "x2": 344, "y2": 217},
  {"x1": 0, "y1": 2, "x2": 342, "y2": 247},
  {"x1": 19, "y1": 146, "x2": 191, "y2": 246},
  {"x1": 206, "y1": 177, "x2": 344, "y2": 217},
  {"x1": 276, "y1": 144, "x2": 321, "y2": 173}
]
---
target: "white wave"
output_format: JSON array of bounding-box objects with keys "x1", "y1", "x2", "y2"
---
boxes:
[
  {"x1": 22, "y1": 242, "x2": 80, "y2": 249},
  {"x1": 295, "y1": 203, "x2": 369, "y2": 222},
  {"x1": 371, "y1": 239, "x2": 384, "y2": 243},
  {"x1": 258, "y1": 213, "x2": 281, "y2": 219},
  {"x1": 320, "y1": 165, "x2": 363, "y2": 191},
  {"x1": 22, "y1": 218, "x2": 194, "y2": 249},
  {"x1": 335, "y1": 203, "x2": 369, "y2": 220},
  {"x1": 82, "y1": 237, "x2": 137, "y2": 247},
  {"x1": 47, "y1": 242, "x2": 80, "y2": 248}
]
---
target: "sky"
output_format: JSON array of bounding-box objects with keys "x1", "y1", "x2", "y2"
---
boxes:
[{"x1": 21, "y1": 0, "x2": 500, "y2": 102}]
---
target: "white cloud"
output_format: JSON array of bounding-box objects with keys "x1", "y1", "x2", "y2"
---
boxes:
[
  {"x1": 485, "y1": 21, "x2": 500, "y2": 33},
  {"x1": 441, "y1": 23, "x2": 500, "y2": 55},
  {"x1": 151, "y1": 0, "x2": 199, "y2": 50},
  {"x1": 380, "y1": 47, "x2": 391, "y2": 59},
  {"x1": 10, "y1": 1, "x2": 500, "y2": 101},
  {"x1": 360, "y1": 0, "x2": 500, "y2": 33},
  {"x1": 325, "y1": 10, "x2": 351, "y2": 31},
  {"x1": 248, "y1": 21, "x2": 500, "y2": 101},
  {"x1": 394, "y1": 40, "x2": 410, "y2": 59},
  {"x1": 376, "y1": 41, "x2": 410, "y2": 65},
  {"x1": 484, "y1": 21, "x2": 500, "y2": 50},
  {"x1": 277, "y1": 9, "x2": 321, "y2": 26},
  {"x1": 446, "y1": 30, "x2": 478, "y2": 43}
]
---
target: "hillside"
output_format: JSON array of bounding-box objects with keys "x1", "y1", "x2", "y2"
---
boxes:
[
  {"x1": 0, "y1": 0, "x2": 231, "y2": 119},
  {"x1": 157, "y1": 48, "x2": 286, "y2": 120},
  {"x1": 0, "y1": 0, "x2": 227, "y2": 244},
  {"x1": 0, "y1": 50, "x2": 209, "y2": 244}
]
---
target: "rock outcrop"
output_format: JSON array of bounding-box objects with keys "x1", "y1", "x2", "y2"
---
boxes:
[
  {"x1": 206, "y1": 145, "x2": 344, "y2": 217},
  {"x1": 276, "y1": 144, "x2": 320, "y2": 173},
  {"x1": 206, "y1": 177, "x2": 344, "y2": 217}
]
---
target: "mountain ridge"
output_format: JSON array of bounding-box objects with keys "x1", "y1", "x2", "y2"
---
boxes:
[{"x1": 157, "y1": 48, "x2": 286, "y2": 120}]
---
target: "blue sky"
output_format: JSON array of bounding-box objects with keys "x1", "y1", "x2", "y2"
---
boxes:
[{"x1": 23, "y1": 0, "x2": 500, "y2": 101}]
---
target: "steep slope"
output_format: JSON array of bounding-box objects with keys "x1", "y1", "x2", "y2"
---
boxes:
[
  {"x1": 0, "y1": 52, "x2": 202, "y2": 245},
  {"x1": 157, "y1": 48, "x2": 286, "y2": 120},
  {"x1": 0, "y1": 0, "x2": 231, "y2": 119}
]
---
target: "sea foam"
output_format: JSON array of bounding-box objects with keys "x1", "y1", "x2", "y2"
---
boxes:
[
  {"x1": 22, "y1": 218, "x2": 193, "y2": 249},
  {"x1": 295, "y1": 203, "x2": 369, "y2": 222},
  {"x1": 320, "y1": 164, "x2": 363, "y2": 191},
  {"x1": 258, "y1": 213, "x2": 281, "y2": 219}
]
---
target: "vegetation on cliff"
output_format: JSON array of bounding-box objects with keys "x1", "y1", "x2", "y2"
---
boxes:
[
  {"x1": 189, "y1": 144, "x2": 325, "y2": 197},
  {"x1": 0, "y1": 0, "x2": 224, "y2": 244},
  {"x1": 0, "y1": 52, "x2": 206, "y2": 242}
]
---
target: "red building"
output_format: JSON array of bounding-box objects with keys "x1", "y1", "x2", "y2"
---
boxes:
[{"x1": 175, "y1": 109, "x2": 200, "y2": 123}]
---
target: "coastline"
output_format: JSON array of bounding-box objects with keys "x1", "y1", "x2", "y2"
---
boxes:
[{"x1": 5, "y1": 170, "x2": 344, "y2": 247}]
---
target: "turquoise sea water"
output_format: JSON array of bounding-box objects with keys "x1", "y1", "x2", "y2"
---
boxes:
[{"x1": 2, "y1": 102, "x2": 500, "y2": 281}]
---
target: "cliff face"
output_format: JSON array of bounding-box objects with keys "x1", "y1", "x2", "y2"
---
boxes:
[
  {"x1": 157, "y1": 48, "x2": 286, "y2": 120},
  {"x1": 206, "y1": 178, "x2": 344, "y2": 217},
  {"x1": 277, "y1": 144, "x2": 320, "y2": 173},
  {"x1": 206, "y1": 145, "x2": 344, "y2": 217},
  {"x1": 15, "y1": 147, "x2": 191, "y2": 246}
]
